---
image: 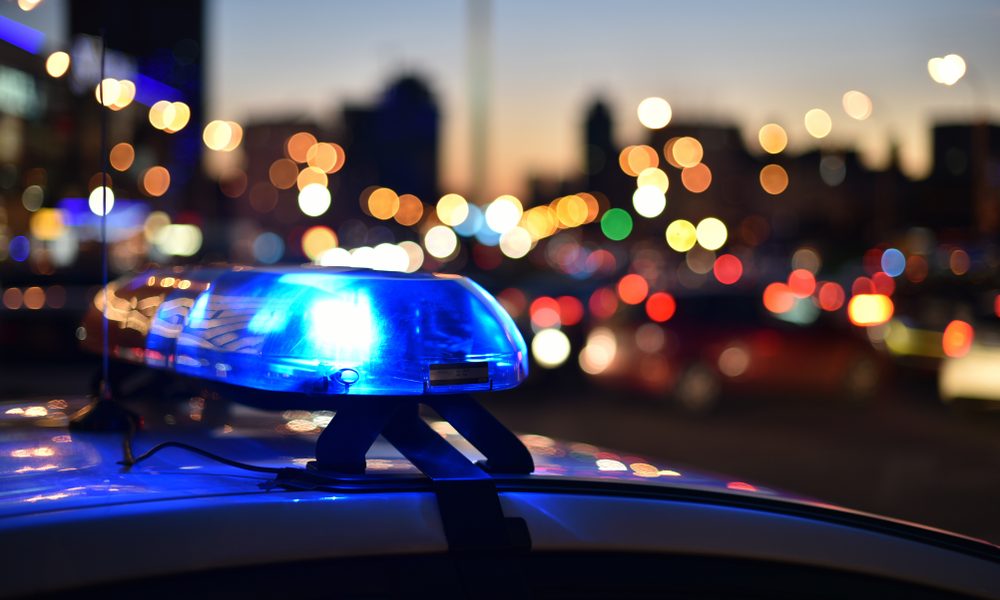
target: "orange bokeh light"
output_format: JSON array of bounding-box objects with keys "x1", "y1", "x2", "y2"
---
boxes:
[
  {"x1": 286, "y1": 132, "x2": 317, "y2": 163},
  {"x1": 942, "y1": 320, "x2": 974, "y2": 358},
  {"x1": 681, "y1": 163, "x2": 712, "y2": 193},
  {"x1": 617, "y1": 274, "x2": 649, "y2": 305},
  {"x1": 763, "y1": 282, "x2": 795, "y2": 314}
]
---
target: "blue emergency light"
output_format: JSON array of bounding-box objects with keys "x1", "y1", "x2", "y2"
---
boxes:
[{"x1": 84, "y1": 265, "x2": 534, "y2": 475}]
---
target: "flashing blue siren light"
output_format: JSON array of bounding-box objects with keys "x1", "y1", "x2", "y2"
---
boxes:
[{"x1": 83, "y1": 266, "x2": 528, "y2": 398}]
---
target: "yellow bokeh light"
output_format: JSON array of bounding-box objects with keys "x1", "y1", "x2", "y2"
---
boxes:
[
  {"x1": 637, "y1": 97, "x2": 672, "y2": 129},
  {"x1": 696, "y1": 217, "x2": 727, "y2": 251},
  {"x1": 804, "y1": 108, "x2": 832, "y2": 138},
  {"x1": 681, "y1": 163, "x2": 712, "y2": 193},
  {"x1": 302, "y1": 226, "x2": 338, "y2": 261},
  {"x1": 758, "y1": 123, "x2": 787, "y2": 154},
  {"x1": 579, "y1": 192, "x2": 601, "y2": 223},
  {"x1": 524, "y1": 206, "x2": 559, "y2": 239},
  {"x1": 296, "y1": 166, "x2": 328, "y2": 191},
  {"x1": 368, "y1": 187, "x2": 400, "y2": 220},
  {"x1": 164, "y1": 102, "x2": 190, "y2": 133},
  {"x1": 268, "y1": 158, "x2": 298, "y2": 189},
  {"x1": 149, "y1": 100, "x2": 171, "y2": 129},
  {"x1": 665, "y1": 219, "x2": 697, "y2": 252},
  {"x1": 395, "y1": 194, "x2": 424, "y2": 226},
  {"x1": 29, "y1": 208, "x2": 64, "y2": 241},
  {"x1": 45, "y1": 51, "x2": 70, "y2": 78},
  {"x1": 632, "y1": 186, "x2": 666, "y2": 218},
  {"x1": 287, "y1": 132, "x2": 317, "y2": 163},
  {"x1": 554, "y1": 195, "x2": 588, "y2": 227},
  {"x1": 842, "y1": 90, "x2": 872, "y2": 120},
  {"x1": 759, "y1": 164, "x2": 789, "y2": 195},
  {"x1": 928, "y1": 54, "x2": 966, "y2": 86},
  {"x1": 202, "y1": 120, "x2": 243, "y2": 152},
  {"x1": 18, "y1": 0, "x2": 41, "y2": 11},
  {"x1": 436, "y1": 193, "x2": 469, "y2": 226},
  {"x1": 113, "y1": 80, "x2": 136, "y2": 110},
  {"x1": 306, "y1": 143, "x2": 339, "y2": 173},
  {"x1": 637, "y1": 167, "x2": 669, "y2": 193},
  {"x1": 109, "y1": 143, "x2": 134, "y2": 172},
  {"x1": 94, "y1": 78, "x2": 121, "y2": 107},
  {"x1": 671, "y1": 137, "x2": 703, "y2": 168},
  {"x1": 142, "y1": 166, "x2": 171, "y2": 197}
]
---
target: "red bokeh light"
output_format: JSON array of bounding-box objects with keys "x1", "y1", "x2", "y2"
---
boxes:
[
  {"x1": 530, "y1": 296, "x2": 561, "y2": 328},
  {"x1": 787, "y1": 269, "x2": 816, "y2": 298},
  {"x1": 817, "y1": 282, "x2": 845, "y2": 311},
  {"x1": 713, "y1": 254, "x2": 743, "y2": 285},
  {"x1": 905, "y1": 255, "x2": 928, "y2": 283},
  {"x1": 871, "y1": 271, "x2": 895, "y2": 296},
  {"x1": 617, "y1": 274, "x2": 649, "y2": 305},
  {"x1": 645, "y1": 292, "x2": 677, "y2": 322},
  {"x1": 851, "y1": 276, "x2": 875, "y2": 295},
  {"x1": 496, "y1": 287, "x2": 527, "y2": 319},
  {"x1": 557, "y1": 296, "x2": 585, "y2": 326},
  {"x1": 589, "y1": 287, "x2": 619, "y2": 320}
]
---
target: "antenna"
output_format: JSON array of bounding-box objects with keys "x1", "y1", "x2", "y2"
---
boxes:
[{"x1": 69, "y1": 23, "x2": 136, "y2": 432}]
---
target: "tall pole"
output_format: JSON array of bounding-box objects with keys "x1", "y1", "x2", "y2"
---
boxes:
[{"x1": 467, "y1": 0, "x2": 491, "y2": 204}]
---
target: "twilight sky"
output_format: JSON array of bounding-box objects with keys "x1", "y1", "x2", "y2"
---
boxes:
[{"x1": 9, "y1": 1, "x2": 1000, "y2": 200}]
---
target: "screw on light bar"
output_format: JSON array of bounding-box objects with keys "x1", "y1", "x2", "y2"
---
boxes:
[{"x1": 83, "y1": 265, "x2": 528, "y2": 397}]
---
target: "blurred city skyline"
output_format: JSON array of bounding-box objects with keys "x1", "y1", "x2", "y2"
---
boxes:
[{"x1": 6, "y1": 0, "x2": 1000, "y2": 200}]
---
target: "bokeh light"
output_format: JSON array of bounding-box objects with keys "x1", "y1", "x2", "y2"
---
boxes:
[
  {"x1": 395, "y1": 194, "x2": 424, "y2": 226},
  {"x1": 942, "y1": 320, "x2": 974, "y2": 358},
  {"x1": 695, "y1": 217, "x2": 727, "y2": 251},
  {"x1": 368, "y1": 187, "x2": 400, "y2": 220},
  {"x1": 306, "y1": 143, "x2": 339, "y2": 172},
  {"x1": 297, "y1": 183, "x2": 331, "y2": 217},
  {"x1": 202, "y1": 120, "x2": 243, "y2": 152},
  {"x1": 437, "y1": 193, "x2": 469, "y2": 226},
  {"x1": 424, "y1": 225, "x2": 458, "y2": 259},
  {"x1": 713, "y1": 254, "x2": 743, "y2": 285},
  {"x1": 601, "y1": 208, "x2": 632, "y2": 241},
  {"x1": 763, "y1": 282, "x2": 795, "y2": 314},
  {"x1": 818, "y1": 282, "x2": 845, "y2": 311},
  {"x1": 842, "y1": 90, "x2": 873, "y2": 120},
  {"x1": 928, "y1": 54, "x2": 966, "y2": 86},
  {"x1": 45, "y1": 51, "x2": 70, "y2": 78},
  {"x1": 88, "y1": 186, "x2": 114, "y2": 216},
  {"x1": 554, "y1": 195, "x2": 589, "y2": 227},
  {"x1": 804, "y1": 108, "x2": 832, "y2": 138},
  {"x1": 579, "y1": 327, "x2": 617, "y2": 375},
  {"x1": 29, "y1": 208, "x2": 64, "y2": 241},
  {"x1": 109, "y1": 143, "x2": 134, "y2": 171},
  {"x1": 881, "y1": 248, "x2": 906, "y2": 277},
  {"x1": 758, "y1": 123, "x2": 788, "y2": 154},
  {"x1": 671, "y1": 137, "x2": 703, "y2": 168},
  {"x1": 637, "y1": 167, "x2": 669, "y2": 193},
  {"x1": 759, "y1": 164, "x2": 789, "y2": 195},
  {"x1": 632, "y1": 186, "x2": 666, "y2": 218},
  {"x1": 665, "y1": 219, "x2": 697, "y2": 252},
  {"x1": 620, "y1": 145, "x2": 659, "y2": 176},
  {"x1": 589, "y1": 287, "x2": 619, "y2": 319},
  {"x1": 532, "y1": 328, "x2": 571, "y2": 369},
  {"x1": 269, "y1": 158, "x2": 298, "y2": 189},
  {"x1": 681, "y1": 163, "x2": 712, "y2": 193},
  {"x1": 297, "y1": 166, "x2": 328, "y2": 191},
  {"x1": 485, "y1": 195, "x2": 523, "y2": 233},
  {"x1": 788, "y1": 269, "x2": 816, "y2": 297},
  {"x1": 142, "y1": 166, "x2": 170, "y2": 197},
  {"x1": 287, "y1": 132, "x2": 318, "y2": 163},
  {"x1": 617, "y1": 274, "x2": 649, "y2": 305},
  {"x1": 302, "y1": 226, "x2": 338, "y2": 261},
  {"x1": 645, "y1": 292, "x2": 676, "y2": 322},
  {"x1": 847, "y1": 294, "x2": 894, "y2": 326},
  {"x1": 637, "y1": 97, "x2": 672, "y2": 129},
  {"x1": 252, "y1": 232, "x2": 284, "y2": 264},
  {"x1": 499, "y1": 227, "x2": 533, "y2": 259}
]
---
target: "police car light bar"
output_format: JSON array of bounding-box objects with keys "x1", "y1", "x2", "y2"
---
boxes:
[
  {"x1": 84, "y1": 266, "x2": 528, "y2": 397},
  {"x1": 83, "y1": 265, "x2": 534, "y2": 476}
]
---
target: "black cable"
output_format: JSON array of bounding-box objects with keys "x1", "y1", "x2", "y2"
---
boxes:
[{"x1": 119, "y1": 441, "x2": 287, "y2": 474}]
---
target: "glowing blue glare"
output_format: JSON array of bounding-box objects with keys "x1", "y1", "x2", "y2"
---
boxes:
[
  {"x1": 253, "y1": 232, "x2": 284, "y2": 264},
  {"x1": 9, "y1": 236, "x2": 30, "y2": 262},
  {"x1": 0, "y1": 15, "x2": 45, "y2": 54},
  {"x1": 881, "y1": 248, "x2": 906, "y2": 277},
  {"x1": 454, "y1": 204, "x2": 484, "y2": 237},
  {"x1": 134, "y1": 266, "x2": 527, "y2": 396},
  {"x1": 474, "y1": 225, "x2": 501, "y2": 247}
]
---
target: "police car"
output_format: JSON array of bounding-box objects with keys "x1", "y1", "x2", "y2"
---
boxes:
[{"x1": 2, "y1": 266, "x2": 998, "y2": 598}]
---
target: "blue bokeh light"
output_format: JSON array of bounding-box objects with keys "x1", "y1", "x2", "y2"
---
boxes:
[
  {"x1": 114, "y1": 267, "x2": 527, "y2": 396},
  {"x1": 881, "y1": 248, "x2": 906, "y2": 277},
  {"x1": 9, "y1": 236, "x2": 30, "y2": 262}
]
